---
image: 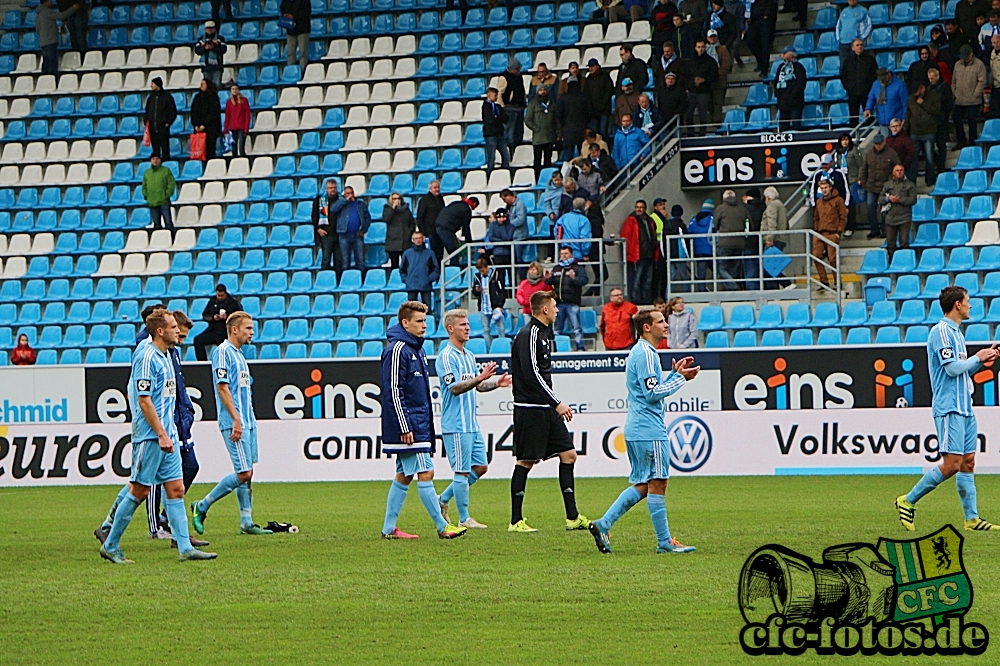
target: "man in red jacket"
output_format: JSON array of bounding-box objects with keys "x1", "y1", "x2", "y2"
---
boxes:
[
  {"x1": 600, "y1": 288, "x2": 638, "y2": 350},
  {"x1": 620, "y1": 200, "x2": 661, "y2": 304}
]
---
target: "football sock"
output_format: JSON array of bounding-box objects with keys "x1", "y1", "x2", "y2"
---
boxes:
[
  {"x1": 147, "y1": 483, "x2": 161, "y2": 534},
  {"x1": 559, "y1": 462, "x2": 579, "y2": 521},
  {"x1": 164, "y1": 498, "x2": 193, "y2": 554},
  {"x1": 468, "y1": 470, "x2": 480, "y2": 486},
  {"x1": 452, "y1": 475, "x2": 471, "y2": 523},
  {"x1": 906, "y1": 467, "x2": 945, "y2": 505},
  {"x1": 596, "y1": 486, "x2": 643, "y2": 532},
  {"x1": 511, "y1": 465, "x2": 530, "y2": 524},
  {"x1": 956, "y1": 472, "x2": 979, "y2": 520},
  {"x1": 105, "y1": 492, "x2": 140, "y2": 552},
  {"x1": 381, "y1": 480, "x2": 409, "y2": 534},
  {"x1": 440, "y1": 471, "x2": 480, "y2": 505},
  {"x1": 102, "y1": 484, "x2": 131, "y2": 530},
  {"x1": 647, "y1": 493, "x2": 672, "y2": 548},
  {"x1": 198, "y1": 473, "x2": 241, "y2": 514},
  {"x1": 418, "y1": 481, "x2": 449, "y2": 532},
  {"x1": 236, "y1": 483, "x2": 253, "y2": 528}
]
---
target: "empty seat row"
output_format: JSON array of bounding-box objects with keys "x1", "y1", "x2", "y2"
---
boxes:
[
  {"x1": 704, "y1": 325, "x2": 934, "y2": 348},
  {"x1": 859, "y1": 246, "x2": 1000, "y2": 276}
]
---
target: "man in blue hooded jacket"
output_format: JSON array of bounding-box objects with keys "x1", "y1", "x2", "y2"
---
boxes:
[
  {"x1": 380, "y1": 300, "x2": 467, "y2": 540},
  {"x1": 612, "y1": 114, "x2": 650, "y2": 169},
  {"x1": 555, "y1": 198, "x2": 593, "y2": 262},
  {"x1": 865, "y1": 67, "x2": 908, "y2": 135},
  {"x1": 687, "y1": 199, "x2": 715, "y2": 292},
  {"x1": 329, "y1": 185, "x2": 372, "y2": 274}
]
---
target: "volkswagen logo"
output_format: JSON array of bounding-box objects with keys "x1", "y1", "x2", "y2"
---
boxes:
[{"x1": 666, "y1": 415, "x2": 712, "y2": 472}]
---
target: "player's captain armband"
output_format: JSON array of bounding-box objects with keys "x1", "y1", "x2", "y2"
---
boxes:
[
  {"x1": 940, "y1": 347, "x2": 955, "y2": 361},
  {"x1": 443, "y1": 373, "x2": 456, "y2": 385},
  {"x1": 136, "y1": 379, "x2": 151, "y2": 392},
  {"x1": 216, "y1": 367, "x2": 228, "y2": 380},
  {"x1": 164, "y1": 379, "x2": 177, "y2": 397},
  {"x1": 644, "y1": 376, "x2": 658, "y2": 390}
]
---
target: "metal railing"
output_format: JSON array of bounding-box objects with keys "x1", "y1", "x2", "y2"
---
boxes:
[
  {"x1": 601, "y1": 116, "x2": 681, "y2": 205},
  {"x1": 662, "y1": 229, "x2": 841, "y2": 305},
  {"x1": 438, "y1": 236, "x2": 628, "y2": 317}
]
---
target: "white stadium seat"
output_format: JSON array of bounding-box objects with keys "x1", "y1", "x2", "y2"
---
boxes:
[
  {"x1": 120, "y1": 253, "x2": 147, "y2": 276},
  {"x1": 171, "y1": 228, "x2": 197, "y2": 251},
  {"x1": 201, "y1": 181, "x2": 226, "y2": 203},
  {"x1": 102, "y1": 50, "x2": 125, "y2": 69},
  {"x1": 144, "y1": 252, "x2": 170, "y2": 275},
  {"x1": 123, "y1": 230, "x2": 150, "y2": 253},
  {"x1": 349, "y1": 37, "x2": 372, "y2": 58},
  {"x1": 97, "y1": 253, "x2": 123, "y2": 275},
  {"x1": 198, "y1": 205, "x2": 223, "y2": 226},
  {"x1": 148, "y1": 229, "x2": 173, "y2": 251},
  {"x1": 3, "y1": 256, "x2": 27, "y2": 278},
  {"x1": 7, "y1": 234, "x2": 32, "y2": 255},
  {"x1": 126, "y1": 49, "x2": 148, "y2": 68},
  {"x1": 275, "y1": 132, "x2": 299, "y2": 153},
  {"x1": 202, "y1": 159, "x2": 228, "y2": 180},
  {"x1": 326, "y1": 39, "x2": 349, "y2": 59},
  {"x1": 250, "y1": 156, "x2": 274, "y2": 177}
]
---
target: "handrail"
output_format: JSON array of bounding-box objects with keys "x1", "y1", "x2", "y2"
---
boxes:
[{"x1": 601, "y1": 115, "x2": 681, "y2": 205}]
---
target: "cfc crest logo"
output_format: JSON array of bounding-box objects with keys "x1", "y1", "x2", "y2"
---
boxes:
[
  {"x1": 216, "y1": 368, "x2": 228, "y2": 379},
  {"x1": 666, "y1": 415, "x2": 712, "y2": 472},
  {"x1": 940, "y1": 348, "x2": 955, "y2": 360},
  {"x1": 136, "y1": 380, "x2": 151, "y2": 392},
  {"x1": 644, "y1": 377, "x2": 658, "y2": 391}
]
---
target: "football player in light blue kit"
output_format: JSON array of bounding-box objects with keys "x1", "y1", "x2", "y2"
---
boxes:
[
  {"x1": 589, "y1": 308, "x2": 700, "y2": 554},
  {"x1": 100, "y1": 309, "x2": 217, "y2": 563},
  {"x1": 897, "y1": 286, "x2": 999, "y2": 532},
  {"x1": 435, "y1": 309, "x2": 511, "y2": 529},
  {"x1": 191, "y1": 311, "x2": 273, "y2": 535}
]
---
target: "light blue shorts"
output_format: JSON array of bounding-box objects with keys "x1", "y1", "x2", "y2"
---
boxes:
[
  {"x1": 130, "y1": 439, "x2": 183, "y2": 486},
  {"x1": 935, "y1": 413, "x2": 978, "y2": 456},
  {"x1": 221, "y1": 428, "x2": 258, "y2": 474},
  {"x1": 395, "y1": 451, "x2": 434, "y2": 477},
  {"x1": 626, "y1": 439, "x2": 671, "y2": 485},
  {"x1": 442, "y1": 432, "x2": 488, "y2": 474}
]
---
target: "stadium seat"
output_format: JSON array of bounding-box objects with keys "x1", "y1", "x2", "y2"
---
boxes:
[
  {"x1": 845, "y1": 327, "x2": 872, "y2": 345},
  {"x1": 704, "y1": 331, "x2": 729, "y2": 348},
  {"x1": 788, "y1": 329, "x2": 814, "y2": 346},
  {"x1": 760, "y1": 330, "x2": 785, "y2": 347},
  {"x1": 914, "y1": 248, "x2": 945, "y2": 273},
  {"x1": 732, "y1": 331, "x2": 757, "y2": 347}
]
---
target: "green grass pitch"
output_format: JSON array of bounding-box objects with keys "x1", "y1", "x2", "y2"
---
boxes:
[{"x1": 3, "y1": 475, "x2": 999, "y2": 664}]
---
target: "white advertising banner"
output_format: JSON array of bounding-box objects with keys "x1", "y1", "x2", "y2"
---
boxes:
[
  {"x1": 0, "y1": 367, "x2": 87, "y2": 425},
  {"x1": 0, "y1": 407, "x2": 991, "y2": 486}
]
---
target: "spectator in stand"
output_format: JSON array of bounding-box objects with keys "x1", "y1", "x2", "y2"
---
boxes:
[
  {"x1": 416, "y1": 180, "x2": 445, "y2": 249},
  {"x1": 280, "y1": 0, "x2": 311, "y2": 71},
  {"x1": 746, "y1": 0, "x2": 778, "y2": 75},
  {"x1": 556, "y1": 198, "x2": 593, "y2": 264},
  {"x1": 658, "y1": 71, "x2": 689, "y2": 126},
  {"x1": 583, "y1": 59, "x2": 615, "y2": 141},
  {"x1": 980, "y1": 9, "x2": 1000, "y2": 54},
  {"x1": 952, "y1": 44, "x2": 987, "y2": 145},
  {"x1": 886, "y1": 119, "x2": 917, "y2": 183},
  {"x1": 809, "y1": 153, "x2": 851, "y2": 206},
  {"x1": 840, "y1": 38, "x2": 879, "y2": 124},
  {"x1": 667, "y1": 297, "x2": 698, "y2": 349},
  {"x1": 143, "y1": 154, "x2": 176, "y2": 231},
  {"x1": 665, "y1": 13, "x2": 697, "y2": 58},
  {"x1": 907, "y1": 46, "x2": 935, "y2": 93},
  {"x1": 931, "y1": 24, "x2": 951, "y2": 60},
  {"x1": 617, "y1": 0, "x2": 647, "y2": 22},
  {"x1": 648, "y1": 198, "x2": 670, "y2": 297},
  {"x1": 651, "y1": 0, "x2": 680, "y2": 50},
  {"x1": 927, "y1": 42, "x2": 953, "y2": 82},
  {"x1": 224, "y1": 84, "x2": 251, "y2": 158},
  {"x1": 576, "y1": 159, "x2": 605, "y2": 201},
  {"x1": 586, "y1": 142, "x2": 618, "y2": 182},
  {"x1": 10, "y1": 334, "x2": 37, "y2": 366},
  {"x1": 190, "y1": 78, "x2": 222, "y2": 160},
  {"x1": 724, "y1": 0, "x2": 746, "y2": 64},
  {"x1": 946, "y1": 20, "x2": 974, "y2": 63},
  {"x1": 859, "y1": 133, "x2": 900, "y2": 239},
  {"x1": 383, "y1": 193, "x2": 415, "y2": 269},
  {"x1": 500, "y1": 189, "x2": 529, "y2": 277},
  {"x1": 762, "y1": 186, "x2": 791, "y2": 289},
  {"x1": 542, "y1": 172, "x2": 564, "y2": 255},
  {"x1": 497, "y1": 58, "x2": 526, "y2": 149},
  {"x1": 577, "y1": 130, "x2": 607, "y2": 156},
  {"x1": 687, "y1": 199, "x2": 715, "y2": 292},
  {"x1": 685, "y1": 40, "x2": 719, "y2": 137},
  {"x1": 546, "y1": 247, "x2": 589, "y2": 351},
  {"x1": 593, "y1": 0, "x2": 624, "y2": 25},
  {"x1": 679, "y1": 0, "x2": 709, "y2": 32},
  {"x1": 834, "y1": 133, "x2": 864, "y2": 237},
  {"x1": 526, "y1": 85, "x2": 559, "y2": 179},
  {"x1": 194, "y1": 283, "x2": 241, "y2": 361},
  {"x1": 483, "y1": 208, "x2": 515, "y2": 278},
  {"x1": 651, "y1": 42, "x2": 687, "y2": 103},
  {"x1": 865, "y1": 67, "x2": 908, "y2": 135},
  {"x1": 742, "y1": 187, "x2": 765, "y2": 291},
  {"x1": 36, "y1": 0, "x2": 77, "y2": 76},
  {"x1": 557, "y1": 80, "x2": 591, "y2": 162},
  {"x1": 211, "y1": 0, "x2": 233, "y2": 24},
  {"x1": 399, "y1": 231, "x2": 439, "y2": 305},
  {"x1": 660, "y1": 204, "x2": 689, "y2": 292},
  {"x1": 529, "y1": 63, "x2": 559, "y2": 101},
  {"x1": 483, "y1": 87, "x2": 510, "y2": 177},
  {"x1": 927, "y1": 67, "x2": 953, "y2": 174},
  {"x1": 435, "y1": 197, "x2": 478, "y2": 264},
  {"x1": 473, "y1": 257, "x2": 508, "y2": 351},
  {"x1": 635, "y1": 94, "x2": 665, "y2": 137},
  {"x1": 812, "y1": 178, "x2": 847, "y2": 290},
  {"x1": 836, "y1": 0, "x2": 872, "y2": 61},
  {"x1": 195, "y1": 21, "x2": 227, "y2": 88},
  {"x1": 612, "y1": 114, "x2": 650, "y2": 170},
  {"x1": 600, "y1": 288, "x2": 638, "y2": 350},
  {"x1": 517, "y1": 262, "x2": 549, "y2": 316},
  {"x1": 708, "y1": 0, "x2": 737, "y2": 50},
  {"x1": 775, "y1": 46, "x2": 807, "y2": 131},
  {"x1": 561, "y1": 177, "x2": 591, "y2": 215},
  {"x1": 879, "y1": 163, "x2": 918, "y2": 262},
  {"x1": 329, "y1": 185, "x2": 371, "y2": 274},
  {"x1": 989, "y1": 34, "x2": 1000, "y2": 118},
  {"x1": 614, "y1": 77, "x2": 642, "y2": 126},
  {"x1": 905, "y1": 83, "x2": 940, "y2": 186},
  {"x1": 313, "y1": 178, "x2": 342, "y2": 273},
  {"x1": 618, "y1": 45, "x2": 650, "y2": 93},
  {"x1": 558, "y1": 62, "x2": 582, "y2": 97},
  {"x1": 145, "y1": 77, "x2": 177, "y2": 159},
  {"x1": 958, "y1": 0, "x2": 992, "y2": 44},
  {"x1": 705, "y1": 29, "x2": 732, "y2": 127},
  {"x1": 58, "y1": 0, "x2": 87, "y2": 55},
  {"x1": 620, "y1": 200, "x2": 660, "y2": 304},
  {"x1": 713, "y1": 190, "x2": 751, "y2": 292}
]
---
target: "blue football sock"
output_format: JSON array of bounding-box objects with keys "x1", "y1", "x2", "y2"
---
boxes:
[
  {"x1": 596, "y1": 486, "x2": 643, "y2": 533},
  {"x1": 468, "y1": 470, "x2": 480, "y2": 485},
  {"x1": 440, "y1": 483, "x2": 455, "y2": 504},
  {"x1": 236, "y1": 483, "x2": 253, "y2": 528},
  {"x1": 647, "y1": 493, "x2": 672, "y2": 548},
  {"x1": 906, "y1": 467, "x2": 945, "y2": 505},
  {"x1": 164, "y1": 498, "x2": 193, "y2": 554},
  {"x1": 105, "y1": 492, "x2": 140, "y2": 552},
  {"x1": 452, "y1": 475, "x2": 471, "y2": 523},
  {"x1": 956, "y1": 472, "x2": 979, "y2": 520},
  {"x1": 198, "y1": 473, "x2": 241, "y2": 514},
  {"x1": 102, "y1": 484, "x2": 131, "y2": 529},
  {"x1": 418, "y1": 481, "x2": 448, "y2": 532},
  {"x1": 381, "y1": 480, "x2": 409, "y2": 535}
]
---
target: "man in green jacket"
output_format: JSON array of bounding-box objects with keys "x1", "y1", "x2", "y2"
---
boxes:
[
  {"x1": 142, "y1": 155, "x2": 177, "y2": 231},
  {"x1": 525, "y1": 85, "x2": 560, "y2": 179}
]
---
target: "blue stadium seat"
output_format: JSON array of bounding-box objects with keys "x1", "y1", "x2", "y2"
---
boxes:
[
  {"x1": 85, "y1": 349, "x2": 108, "y2": 364},
  {"x1": 886, "y1": 249, "x2": 916, "y2": 273},
  {"x1": 965, "y1": 323, "x2": 991, "y2": 342},
  {"x1": 726, "y1": 305, "x2": 756, "y2": 329},
  {"x1": 751, "y1": 304, "x2": 783, "y2": 329},
  {"x1": 857, "y1": 249, "x2": 888, "y2": 275},
  {"x1": 888, "y1": 275, "x2": 919, "y2": 301},
  {"x1": 956, "y1": 272, "x2": 980, "y2": 295},
  {"x1": 867, "y1": 301, "x2": 897, "y2": 325},
  {"x1": 361, "y1": 340, "x2": 383, "y2": 357},
  {"x1": 930, "y1": 172, "x2": 958, "y2": 195},
  {"x1": 837, "y1": 301, "x2": 867, "y2": 327},
  {"x1": 959, "y1": 170, "x2": 988, "y2": 194},
  {"x1": 955, "y1": 146, "x2": 984, "y2": 170},
  {"x1": 760, "y1": 329, "x2": 785, "y2": 347},
  {"x1": 788, "y1": 328, "x2": 814, "y2": 346},
  {"x1": 914, "y1": 248, "x2": 945, "y2": 273},
  {"x1": 910, "y1": 223, "x2": 941, "y2": 247},
  {"x1": 811, "y1": 6, "x2": 837, "y2": 28},
  {"x1": 897, "y1": 299, "x2": 926, "y2": 325},
  {"x1": 981, "y1": 271, "x2": 1000, "y2": 297},
  {"x1": 845, "y1": 327, "x2": 872, "y2": 345},
  {"x1": 920, "y1": 273, "x2": 950, "y2": 299},
  {"x1": 704, "y1": 331, "x2": 728, "y2": 348},
  {"x1": 697, "y1": 305, "x2": 724, "y2": 330},
  {"x1": 874, "y1": 326, "x2": 902, "y2": 344},
  {"x1": 732, "y1": 331, "x2": 757, "y2": 347},
  {"x1": 965, "y1": 195, "x2": 993, "y2": 220}
]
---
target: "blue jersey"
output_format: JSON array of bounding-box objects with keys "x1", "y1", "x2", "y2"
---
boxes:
[
  {"x1": 128, "y1": 343, "x2": 178, "y2": 444},
  {"x1": 624, "y1": 339, "x2": 687, "y2": 441},
  {"x1": 436, "y1": 343, "x2": 480, "y2": 434},
  {"x1": 212, "y1": 340, "x2": 256, "y2": 431},
  {"x1": 928, "y1": 319, "x2": 976, "y2": 417}
]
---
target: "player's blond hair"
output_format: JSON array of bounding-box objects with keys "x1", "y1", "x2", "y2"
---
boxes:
[
  {"x1": 226, "y1": 311, "x2": 252, "y2": 333},
  {"x1": 443, "y1": 309, "x2": 469, "y2": 329},
  {"x1": 145, "y1": 309, "x2": 175, "y2": 339}
]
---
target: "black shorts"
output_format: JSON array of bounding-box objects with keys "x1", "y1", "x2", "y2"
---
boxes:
[{"x1": 513, "y1": 406, "x2": 574, "y2": 462}]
